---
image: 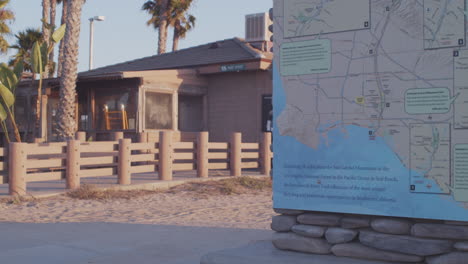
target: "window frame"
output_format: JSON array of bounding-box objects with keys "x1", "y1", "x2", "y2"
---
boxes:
[{"x1": 141, "y1": 87, "x2": 177, "y2": 132}]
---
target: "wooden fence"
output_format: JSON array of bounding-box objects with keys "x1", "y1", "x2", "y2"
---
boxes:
[
  {"x1": 5, "y1": 131, "x2": 272, "y2": 196},
  {"x1": 0, "y1": 147, "x2": 7, "y2": 184}
]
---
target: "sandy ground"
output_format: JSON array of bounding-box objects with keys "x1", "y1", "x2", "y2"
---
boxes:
[{"x1": 0, "y1": 191, "x2": 274, "y2": 229}]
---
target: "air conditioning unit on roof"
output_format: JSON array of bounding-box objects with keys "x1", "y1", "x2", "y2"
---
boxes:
[{"x1": 245, "y1": 12, "x2": 272, "y2": 42}]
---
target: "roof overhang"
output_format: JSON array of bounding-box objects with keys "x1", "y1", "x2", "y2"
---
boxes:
[
  {"x1": 17, "y1": 57, "x2": 272, "y2": 90},
  {"x1": 77, "y1": 72, "x2": 125, "y2": 82}
]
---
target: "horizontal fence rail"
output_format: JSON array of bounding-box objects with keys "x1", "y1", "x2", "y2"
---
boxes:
[{"x1": 6, "y1": 131, "x2": 272, "y2": 196}]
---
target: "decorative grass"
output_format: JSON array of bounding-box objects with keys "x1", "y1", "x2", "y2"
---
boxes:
[
  {"x1": 67, "y1": 184, "x2": 156, "y2": 200},
  {"x1": 168, "y1": 176, "x2": 272, "y2": 197},
  {"x1": 1, "y1": 177, "x2": 272, "y2": 202}
]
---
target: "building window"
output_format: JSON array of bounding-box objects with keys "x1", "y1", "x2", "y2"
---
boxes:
[
  {"x1": 95, "y1": 87, "x2": 137, "y2": 130},
  {"x1": 14, "y1": 96, "x2": 28, "y2": 131},
  {"x1": 145, "y1": 91, "x2": 173, "y2": 130},
  {"x1": 78, "y1": 89, "x2": 88, "y2": 130}
]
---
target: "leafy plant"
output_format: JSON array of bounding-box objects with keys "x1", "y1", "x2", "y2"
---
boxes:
[
  {"x1": 0, "y1": 23, "x2": 66, "y2": 142},
  {"x1": 0, "y1": 63, "x2": 22, "y2": 142},
  {"x1": 30, "y1": 23, "x2": 66, "y2": 139}
]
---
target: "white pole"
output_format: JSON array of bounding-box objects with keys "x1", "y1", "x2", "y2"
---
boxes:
[{"x1": 89, "y1": 18, "x2": 94, "y2": 70}]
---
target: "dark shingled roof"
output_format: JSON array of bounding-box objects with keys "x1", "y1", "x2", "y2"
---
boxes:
[{"x1": 79, "y1": 38, "x2": 272, "y2": 78}]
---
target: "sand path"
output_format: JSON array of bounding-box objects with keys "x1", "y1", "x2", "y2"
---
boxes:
[{"x1": 0, "y1": 191, "x2": 274, "y2": 229}]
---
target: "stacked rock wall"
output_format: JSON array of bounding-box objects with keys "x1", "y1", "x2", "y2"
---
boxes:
[{"x1": 272, "y1": 209, "x2": 468, "y2": 264}]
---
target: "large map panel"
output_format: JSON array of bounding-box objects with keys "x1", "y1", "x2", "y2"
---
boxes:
[{"x1": 273, "y1": 0, "x2": 468, "y2": 220}]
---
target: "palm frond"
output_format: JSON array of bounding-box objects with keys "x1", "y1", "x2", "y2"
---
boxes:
[
  {"x1": 0, "y1": 0, "x2": 10, "y2": 10},
  {"x1": 0, "y1": 0, "x2": 14, "y2": 54},
  {"x1": 0, "y1": 36, "x2": 9, "y2": 53}
]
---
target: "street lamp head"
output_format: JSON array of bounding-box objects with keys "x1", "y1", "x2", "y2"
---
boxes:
[
  {"x1": 94, "y1": 16, "x2": 105, "y2": 21},
  {"x1": 90, "y1": 16, "x2": 105, "y2": 22}
]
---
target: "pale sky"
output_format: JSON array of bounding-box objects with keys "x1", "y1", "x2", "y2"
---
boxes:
[{"x1": 2, "y1": 0, "x2": 272, "y2": 72}]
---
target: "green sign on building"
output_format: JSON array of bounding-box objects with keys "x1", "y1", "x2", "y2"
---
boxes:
[{"x1": 220, "y1": 64, "x2": 246, "y2": 72}]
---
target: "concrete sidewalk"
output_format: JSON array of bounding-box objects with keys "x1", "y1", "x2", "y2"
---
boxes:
[
  {"x1": 201, "y1": 241, "x2": 397, "y2": 264},
  {"x1": 0, "y1": 222, "x2": 272, "y2": 264}
]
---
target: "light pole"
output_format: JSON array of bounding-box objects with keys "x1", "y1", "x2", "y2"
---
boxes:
[{"x1": 89, "y1": 16, "x2": 105, "y2": 71}]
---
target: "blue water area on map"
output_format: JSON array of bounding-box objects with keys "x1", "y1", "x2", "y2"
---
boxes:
[{"x1": 272, "y1": 65, "x2": 468, "y2": 221}]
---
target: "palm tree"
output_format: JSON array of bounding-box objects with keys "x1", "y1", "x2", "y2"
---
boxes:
[
  {"x1": 42, "y1": 0, "x2": 51, "y2": 78},
  {"x1": 170, "y1": 0, "x2": 195, "y2": 51},
  {"x1": 50, "y1": 0, "x2": 57, "y2": 29},
  {"x1": 56, "y1": 0, "x2": 67, "y2": 77},
  {"x1": 142, "y1": 0, "x2": 170, "y2": 54},
  {"x1": 143, "y1": 0, "x2": 195, "y2": 53},
  {"x1": 0, "y1": 0, "x2": 14, "y2": 54},
  {"x1": 49, "y1": 0, "x2": 57, "y2": 75},
  {"x1": 8, "y1": 28, "x2": 43, "y2": 71},
  {"x1": 56, "y1": 0, "x2": 85, "y2": 140}
]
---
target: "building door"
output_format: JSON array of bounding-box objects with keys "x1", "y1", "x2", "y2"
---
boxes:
[
  {"x1": 262, "y1": 95, "x2": 273, "y2": 132},
  {"x1": 178, "y1": 95, "x2": 203, "y2": 132}
]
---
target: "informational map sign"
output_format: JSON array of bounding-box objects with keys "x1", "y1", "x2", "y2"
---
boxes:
[{"x1": 273, "y1": 0, "x2": 468, "y2": 220}]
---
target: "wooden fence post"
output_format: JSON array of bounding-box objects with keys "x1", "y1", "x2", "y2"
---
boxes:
[
  {"x1": 112, "y1": 132, "x2": 124, "y2": 141},
  {"x1": 197, "y1": 131, "x2": 209, "y2": 178},
  {"x1": 138, "y1": 132, "x2": 149, "y2": 166},
  {"x1": 159, "y1": 131, "x2": 173, "y2": 181},
  {"x1": 9, "y1": 142, "x2": 27, "y2": 196},
  {"x1": 40, "y1": 95, "x2": 48, "y2": 141},
  {"x1": 75, "y1": 131, "x2": 86, "y2": 141},
  {"x1": 261, "y1": 132, "x2": 272, "y2": 175},
  {"x1": 138, "y1": 132, "x2": 148, "y2": 144},
  {"x1": 66, "y1": 140, "x2": 81, "y2": 189},
  {"x1": 230, "y1": 132, "x2": 242, "y2": 177},
  {"x1": 118, "y1": 138, "x2": 132, "y2": 185}
]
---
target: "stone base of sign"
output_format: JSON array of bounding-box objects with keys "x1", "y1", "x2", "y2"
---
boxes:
[{"x1": 271, "y1": 209, "x2": 468, "y2": 264}]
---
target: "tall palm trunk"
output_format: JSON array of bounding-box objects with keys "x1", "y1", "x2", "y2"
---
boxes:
[
  {"x1": 42, "y1": 0, "x2": 51, "y2": 78},
  {"x1": 57, "y1": 0, "x2": 67, "y2": 77},
  {"x1": 157, "y1": 0, "x2": 169, "y2": 55},
  {"x1": 49, "y1": 0, "x2": 57, "y2": 76},
  {"x1": 172, "y1": 26, "x2": 180, "y2": 52},
  {"x1": 56, "y1": 0, "x2": 84, "y2": 141}
]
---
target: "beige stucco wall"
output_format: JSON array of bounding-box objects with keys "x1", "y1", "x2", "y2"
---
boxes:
[{"x1": 206, "y1": 70, "x2": 272, "y2": 143}]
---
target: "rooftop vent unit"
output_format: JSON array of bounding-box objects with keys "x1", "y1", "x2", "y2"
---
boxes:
[
  {"x1": 209, "y1": 42, "x2": 222, "y2": 49},
  {"x1": 245, "y1": 12, "x2": 272, "y2": 43}
]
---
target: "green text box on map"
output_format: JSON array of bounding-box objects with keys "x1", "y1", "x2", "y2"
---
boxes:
[
  {"x1": 405, "y1": 87, "x2": 456, "y2": 114},
  {"x1": 280, "y1": 39, "x2": 331, "y2": 76},
  {"x1": 454, "y1": 144, "x2": 468, "y2": 202}
]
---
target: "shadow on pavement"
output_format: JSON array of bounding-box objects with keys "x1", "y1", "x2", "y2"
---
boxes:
[{"x1": 0, "y1": 222, "x2": 272, "y2": 264}]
